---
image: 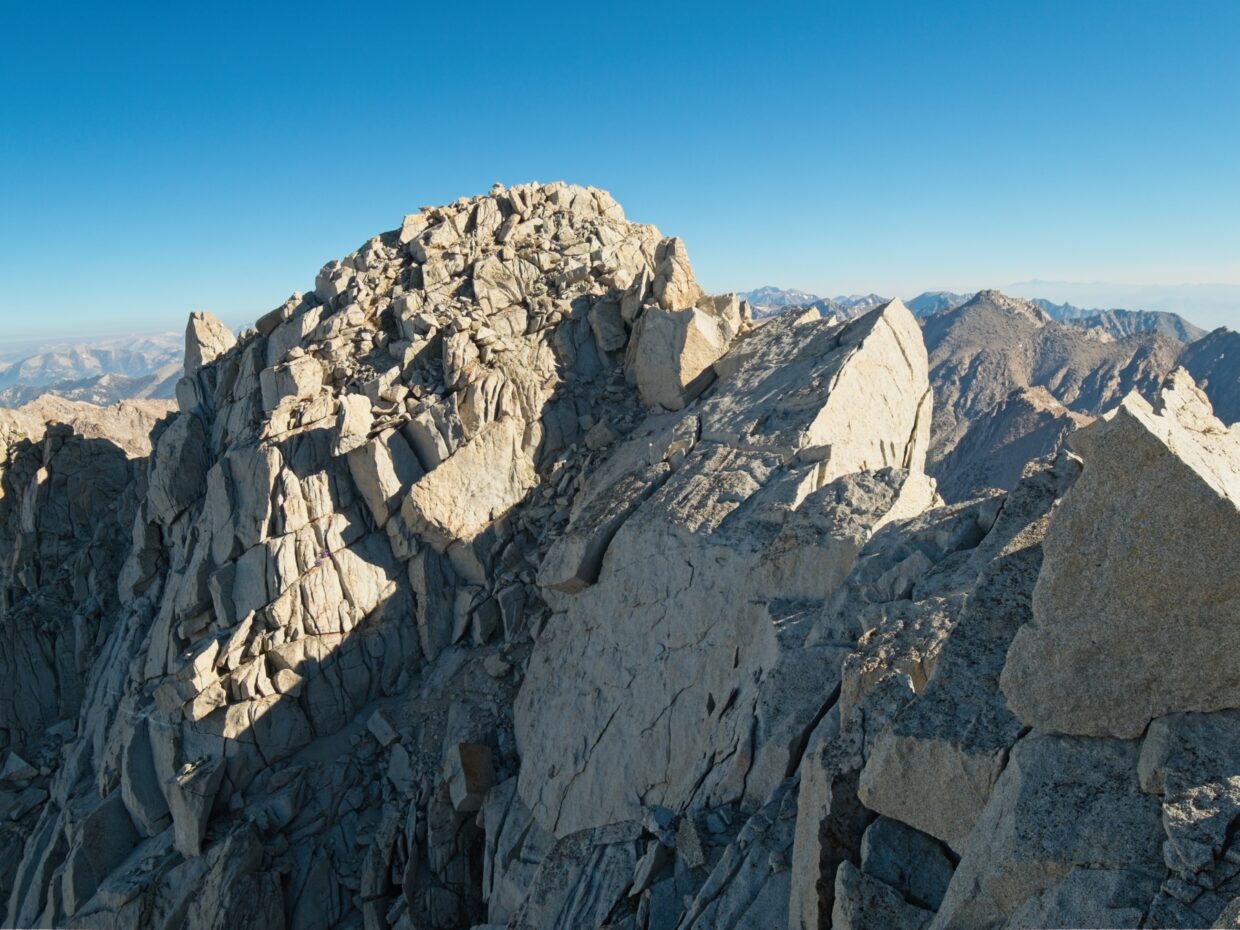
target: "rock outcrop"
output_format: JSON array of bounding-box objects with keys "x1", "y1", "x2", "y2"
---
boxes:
[
  {"x1": 796, "y1": 371, "x2": 1240, "y2": 929},
  {"x1": 4, "y1": 184, "x2": 1240, "y2": 930},
  {"x1": 517, "y1": 298, "x2": 934, "y2": 839},
  {"x1": 4, "y1": 182, "x2": 784, "y2": 930},
  {"x1": 1002, "y1": 370, "x2": 1240, "y2": 738}
]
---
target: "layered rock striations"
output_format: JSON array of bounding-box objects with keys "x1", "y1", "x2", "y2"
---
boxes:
[{"x1": 3, "y1": 183, "x2": 1240, "y2": 930}]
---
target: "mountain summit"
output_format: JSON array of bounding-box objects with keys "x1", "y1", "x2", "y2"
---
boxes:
[{"x1": 2, "y1": 184, "x2": 1240, "y2": 930}]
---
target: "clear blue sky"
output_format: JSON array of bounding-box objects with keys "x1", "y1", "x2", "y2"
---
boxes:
[{"x1": 2, "y1": 0, "x2": 1237, "y2": 340}]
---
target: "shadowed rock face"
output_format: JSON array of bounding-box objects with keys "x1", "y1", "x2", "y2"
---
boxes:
[
  {"x1": 933, "y1": 386, "x2": 1092, "y2": 502},
  {"x1": 4, "y1": 185, "x2": 1240, "y2": 930},
  {"x1": 0, "y1": 400, "x2": 168, "y2": 906},
  {"x1": 1181, "y1": 326, "x2": 1240, "y2": 425}
]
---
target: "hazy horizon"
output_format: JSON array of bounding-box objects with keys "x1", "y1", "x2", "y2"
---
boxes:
[
  {"x1": 4, "y1": 277, "x2": 1236, "y2": 352},
  {"x1": 3, "y1": 3, "x2": 1236, "y2": 340}
]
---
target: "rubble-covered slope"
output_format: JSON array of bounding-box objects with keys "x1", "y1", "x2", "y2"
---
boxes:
[{"x1": 4, "y1": 183, "x2": 1240, "y2": 930}]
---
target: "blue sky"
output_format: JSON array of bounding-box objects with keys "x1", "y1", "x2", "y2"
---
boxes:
[{"x1": 1, "y1": 0, "x2": 1237, "y2": 340}]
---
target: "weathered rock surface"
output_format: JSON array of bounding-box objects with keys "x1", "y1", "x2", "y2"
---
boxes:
[
  {"x1": 858, "y1": 455, "x2": 1077, "y2": 851},
  {"x1": 929, "y1": 734, "x2": 1163, "y2": 929},
  {"x1": 516, "y1": 298, "x2": 935, "y2": 838},
  {"x1": 3, "y1": 182, "x2": 770, "y2": 930},
  {"x1": 185, "y1": 311, "x2": 236, "y2": 375},
  {"x1": 1002, "y1": 370, "x2": 1240, "y2": 738}
]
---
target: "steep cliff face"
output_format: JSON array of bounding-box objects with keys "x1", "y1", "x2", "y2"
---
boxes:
[
  {"x1": 0, "y1": 399, "x2": 170, "y2": 909},
  {"x1": 3, "y1": 184, "x2": 1240, "y2": 930}
]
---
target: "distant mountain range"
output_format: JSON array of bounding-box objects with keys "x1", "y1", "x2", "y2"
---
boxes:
[
  {"x1": 1029, "y1": 300, "x2": 1207, "y2": 341},
  {"x1": 742, "y1": 286, "x2": 1236, "y2": 501},
  {"x1": 742, "y1": 289, "x2": 889, "y2": 321},
  {"x1": 0, "y1": 332, "x2": 182, "y2": 407},
  {"x1": 740, "y1": 287, "x2": 1210, "y2": 342}
]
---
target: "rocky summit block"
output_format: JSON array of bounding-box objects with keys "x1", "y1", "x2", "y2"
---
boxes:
[
  {"x1": 3, "y1": 181, "x2": 787, "y2": 930},
  {"x1": 1002, "y1": 369, "x2": 1240, "y2": 738}
]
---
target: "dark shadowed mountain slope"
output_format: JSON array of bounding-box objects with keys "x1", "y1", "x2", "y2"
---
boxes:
[
  {"x1": 1180, "y1": 327, "x2": 1240, "y2": 424},
  {"x1": 933, "y1": 385, "x2": 1092, "y2": 501},
  {"x1": 922, "y1": 290, "x2": 1184, "y2": 496}
]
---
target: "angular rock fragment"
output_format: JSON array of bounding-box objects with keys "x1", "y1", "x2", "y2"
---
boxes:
[
  {"x1": 259, "y1": 355, "x2": 323, "y2": 412},
  {"x1": 628, "y1": 306, "x2": 728, "y2": 411},
  {"x1": 1002, "y1": 371, "x2": 1240, "y2": 738},
  {"x1": 0, "y1": 752, "x2": 37, "y2": 783},
  {"x1": 833, "y1": 860, "x2": 933, "y2": 930},
  {"x1": 930, "y1": 733, "x2": 1162, "y2": 929},
  {"x1": 346, "y1": 427, "x2": 423, "y2": 526},
  {"x1": 444, "y1": 742, "x2": 495, "y2": 813},
  {"x1": 401, "y1": 416, "x2": 536, "y2": 549},
  {"x1": 331, "y1": 393, "x2": 373, "y2": 456},
  {"x1": 859, "y1": 817, "x2": 954, "y2": 912},
  {"x1": 185, "y1": 311, "x2": 236, "y2": 375},
  {"x1": 505, "y1": 821, "x2": 642, "y2": 930},
  {"x1": 62, "y1": 791, "x2": 141, "y2": 916}
]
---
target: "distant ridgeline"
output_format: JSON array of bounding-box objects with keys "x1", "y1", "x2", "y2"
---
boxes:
[{"x1": 0, "y1": 333, "x2": 182, "y2": 407}]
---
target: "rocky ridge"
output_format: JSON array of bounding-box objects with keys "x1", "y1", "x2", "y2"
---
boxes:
[
  {"x1": 2, "y1": 184, "x2": 1240, "y2": 930},
  {"x1": 921, "y1": 289, "x2": 1189, "y2": 500}
]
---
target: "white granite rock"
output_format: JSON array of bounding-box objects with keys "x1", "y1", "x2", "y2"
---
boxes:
[{"x1": 1003, "y1": 370, "x2": 1240, "y2": 738}]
